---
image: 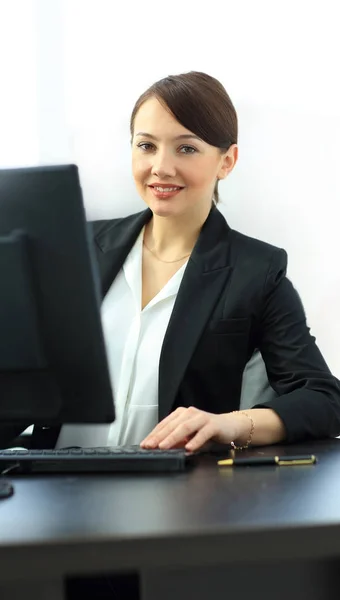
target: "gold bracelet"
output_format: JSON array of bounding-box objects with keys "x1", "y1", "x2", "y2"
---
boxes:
[{"x1": 230, "y1": 411, "x2": 255, "y2": 451}]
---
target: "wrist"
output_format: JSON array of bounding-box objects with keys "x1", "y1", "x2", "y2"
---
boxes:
[{"x1": 230, "y1": 411, "x2": 255, "y2": 450}]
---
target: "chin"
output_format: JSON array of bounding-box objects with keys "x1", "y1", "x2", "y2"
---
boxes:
[{"x1": 148, "y1": 200, "x2": 182, "y2": 217}]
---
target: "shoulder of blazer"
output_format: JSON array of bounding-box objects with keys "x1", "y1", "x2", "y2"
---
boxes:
[
  {"x1": 228, "y1": 227, "x2": 288, "y2": 276},
  {"x1": 89, "y1": 210, "x2": 148, "y2": 252}
]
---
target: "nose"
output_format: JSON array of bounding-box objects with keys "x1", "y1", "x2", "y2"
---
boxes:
[{"x1": 151, "y1": 149, "x2": 176, "y2": 179}]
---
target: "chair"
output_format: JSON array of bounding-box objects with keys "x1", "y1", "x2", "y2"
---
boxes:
[{"x1": 240, "y1": 349, "x2": 277, "y2": 410}]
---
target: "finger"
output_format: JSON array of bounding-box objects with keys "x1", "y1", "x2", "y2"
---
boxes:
[
  {"x1": 141, "y1": 408, "x2": 188, "y2": 447},
  {"x1": 185, "y1": 423, "x2": 217, "y2": 452},
  {"x1": 144, "y1": 407, "x2": 185, "y2": 437},
  {"x1": 147, "y1": 410, "x2": 200, "y2": 448},
  {"x1": 158, "y1": 414, "x2": 209, "y2": 449}
]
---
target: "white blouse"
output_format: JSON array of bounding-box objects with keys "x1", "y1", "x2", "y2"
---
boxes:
[{"x1": 56, "y1": 228, "x2": 188, "y2": 449}]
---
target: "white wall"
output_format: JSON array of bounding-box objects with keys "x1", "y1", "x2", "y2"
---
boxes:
[
  {"x1": 3, "y1": 0, "x2": 340, "y2": 374},
  {"x1": 0, "y1": 0, "x2": 40, "y2": 166}
]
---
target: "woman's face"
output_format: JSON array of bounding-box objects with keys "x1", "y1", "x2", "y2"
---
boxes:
[{"x1": 132, "y1": 97, "x2": 237, "y2": 218}]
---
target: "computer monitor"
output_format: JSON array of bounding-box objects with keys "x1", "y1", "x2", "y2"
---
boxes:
[{"x1": 0, "y1": 164, "x2": 115, "y2": 427}]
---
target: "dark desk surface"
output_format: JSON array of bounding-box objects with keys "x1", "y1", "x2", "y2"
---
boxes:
[{"x1": 1, "y1": 439, "x2": 340, "y2": 581}]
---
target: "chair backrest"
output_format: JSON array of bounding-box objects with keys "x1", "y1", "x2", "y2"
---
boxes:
[{"x1": 240, "y1": 350, "x2": 277, "y2": 410}]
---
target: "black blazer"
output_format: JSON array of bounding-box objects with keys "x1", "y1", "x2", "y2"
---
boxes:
[{"x1": 92, "y1": 206, "x2": 340, "y2": 443}]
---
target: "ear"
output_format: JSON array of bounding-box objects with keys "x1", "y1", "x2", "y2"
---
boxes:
[{"x1": 217, "y1": 144, "x2": 238, "y2": 180}]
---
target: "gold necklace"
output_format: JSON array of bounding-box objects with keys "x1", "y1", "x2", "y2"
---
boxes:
[{"x1": 143, "y1": 240, "x2": 191, "y2": 264}]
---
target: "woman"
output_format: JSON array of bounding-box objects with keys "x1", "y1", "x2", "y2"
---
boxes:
[{"x1": 59, "y1": 70, "x2": 340, "y2": 455}]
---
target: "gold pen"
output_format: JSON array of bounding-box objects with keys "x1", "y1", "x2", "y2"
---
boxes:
[{"x1": 218, "y1": 455, "x2": 317, "y2": 467}]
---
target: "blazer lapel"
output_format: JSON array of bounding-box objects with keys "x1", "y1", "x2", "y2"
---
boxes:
[
  {"x1": 158, "y1": 208, "x2": 233, "y2": 420},
  {"x1": 94, "y1": 209, "x2": 152, "y2": 298}
]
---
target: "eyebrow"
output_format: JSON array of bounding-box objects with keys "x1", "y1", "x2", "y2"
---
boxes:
[{"x1": 135, "y1": 132, "x2": 202, "y2": 142}]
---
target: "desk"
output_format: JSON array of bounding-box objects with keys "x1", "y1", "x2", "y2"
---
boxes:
[{"x1": 1, "y1": 439, "x2": 340, "y2": 600}]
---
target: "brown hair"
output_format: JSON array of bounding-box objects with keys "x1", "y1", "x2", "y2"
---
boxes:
[{"x1": 130, "y1": 71, "x2": 238, "y2": 204}]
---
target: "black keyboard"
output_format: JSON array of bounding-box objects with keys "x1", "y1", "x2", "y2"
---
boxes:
[{"x1": 0, "y1": 446, "x2": 194, "y2": 474}]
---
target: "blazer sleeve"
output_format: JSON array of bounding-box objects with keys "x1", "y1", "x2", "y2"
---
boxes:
[{"x1": 254, "y1": 249, "x2": 340, "y2": 442}]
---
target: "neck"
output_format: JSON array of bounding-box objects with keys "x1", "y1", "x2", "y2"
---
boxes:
[{"x1": 145, "y1": 204, "x2": 212, "y2": 256}]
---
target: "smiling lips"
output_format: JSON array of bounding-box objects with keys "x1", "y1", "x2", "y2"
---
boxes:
[{"x1": 148, "y1": 184, "x2": 184, "y2": 199}]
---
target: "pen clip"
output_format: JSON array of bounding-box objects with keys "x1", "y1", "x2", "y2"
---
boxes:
[
  {"x1": 217, "y1": 459, "x2": 233, "y2": 466},
  {"x1": 277, "y1": 456, "x2": 316, "y2": 466}
]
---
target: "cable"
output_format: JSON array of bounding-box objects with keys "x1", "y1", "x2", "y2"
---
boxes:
[
  {"x1": 0, "y1": 462, "x2": 20, "y2": 499},
  {"x1": 1, "y1": 462, "x2": 20, "y2": 476}
]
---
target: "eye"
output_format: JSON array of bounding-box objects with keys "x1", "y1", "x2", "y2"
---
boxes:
[
  {"x1": 179, "y1": 145, "x2": 197, "y2": 154},
  {"x1": 137, "y1": 142, "x2": 155, "y2": 151}
]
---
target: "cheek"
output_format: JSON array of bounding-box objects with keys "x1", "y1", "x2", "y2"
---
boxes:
[
  {"x1": 185, "y1": 160, "x2": 217, "y2": 189},
  {"x1": 132, "y1": 157, "x2": 150, "y2": 184}
]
